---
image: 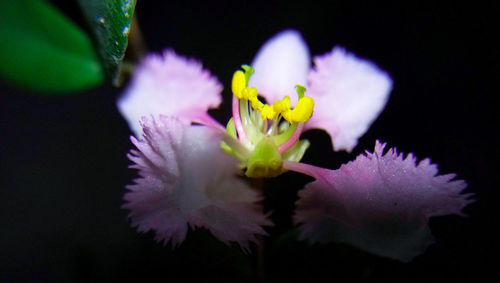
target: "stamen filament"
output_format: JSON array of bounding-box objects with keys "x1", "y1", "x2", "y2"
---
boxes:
[
  {"x1": 262, "y1": 118, "x2": 269, "y2": 134},
  {"x1": 267, "y1": 115, "x2": 281, "y2": 136},
  {"x1": 221, "y1": 132, "x2": 251, "y2": 159},
  {"x1": 232, "y1": 93, "x2": 247, "y2": 142},
  {"x1": 273, "y1": 122, "x2": 297, "y2": 144},
  {"x1": 240, "y1": 99, "x2": 256, "y2": 145},
  {"x1": 278, "y1": 122, "x2": 304, "y2": 153}
]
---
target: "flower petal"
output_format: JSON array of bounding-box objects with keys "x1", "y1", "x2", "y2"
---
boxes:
[
  {"x1": 117, "y1": 50, "x2": 223, "y2": 136},
  {"x1": 306, "y1": 47, "x2": 393, "y2": 152},
  {"x1": 292, "y1": 141, "x2": 472, "y2": 262},
  {"x1": 249, "y1": 29, "x2": 310, "y2": 105},
  {"x1": 123, "y1": 116, "x2": 270, "y2": 251}
]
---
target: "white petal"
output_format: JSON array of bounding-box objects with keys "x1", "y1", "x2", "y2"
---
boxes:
[
  {"x1": 306, "y1": 47, "x2": 393, "y2": 152},
  {"x1": 117, "y1": 50, "x2": 222, "y2": 136},
  {"x1": 249, "y1": 29, "x2": 310, "y2": 105}
]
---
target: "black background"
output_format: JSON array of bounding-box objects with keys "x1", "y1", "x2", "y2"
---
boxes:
[{"x1": 1, "y1": 0, "x2": 498, "y2": 282}]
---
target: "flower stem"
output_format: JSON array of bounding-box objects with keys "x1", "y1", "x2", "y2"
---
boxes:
[{"x1": 251, "y1": 178, "x2": 266, "y2": 282}]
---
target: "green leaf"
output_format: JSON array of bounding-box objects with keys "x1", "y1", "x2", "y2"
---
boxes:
[
  {"x1": 77, "y1": 0, "x2": 137, "y2": 86},
  {"x1": 0, "y1": 0, "x2": 104, "y2": 93}
]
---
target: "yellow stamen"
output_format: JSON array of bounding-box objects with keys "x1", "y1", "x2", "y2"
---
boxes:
[
  {"x1": 246, "y1": 87, "x2": 259, "y2": 100},
  {"x1": 288, "y1": 96, "x2": 315, "y2": 122},
  {"x1": 250, "y1": 95, "x2": 264, "y2": 110},
  {"x1": 232, "y1": 70, "x2": 246, "y2": 98},
  {"x1": 232, "y1": 66, "x2": 314, "y2": 123},
  {"x1": 261, "y1": 104, "x2": 277, "y2": 119},
  {"x1": 272, "y1": 96, "x2": 291, "y2": 113}
]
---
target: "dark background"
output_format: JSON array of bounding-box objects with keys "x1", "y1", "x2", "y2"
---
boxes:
[{"x1": 1, "y1": 0, "x2": 497, "y2": 282}]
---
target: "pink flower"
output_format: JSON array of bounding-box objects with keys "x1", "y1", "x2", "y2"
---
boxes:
[{"x1": 117, "y1": 29, "x2": 472, "y2": 260}]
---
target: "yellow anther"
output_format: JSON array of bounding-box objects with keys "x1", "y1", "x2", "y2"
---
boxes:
[
  {"x1": 261, "y1": 104, "x2": 278, "y2": 119},
  {"x1": 241, "y1": 88, "x2": 249, "y2": 100},
  {"x1": 279, "y1": 85, "x2": 315, "y2": 123},
  {"x1": 232, "y1": 70, "x2": 246, "y2": 98},
  {"x1": 272, "y1": 96, "x2": 291, "y2": 113},
  {"x1": 247, "y1": 87, "x2": 258, "y2": 100},
  {"x1": 289, "y1": 96, "x2": 315, "y2": 122},
  {"x1": 250, "y1": 95, "x2": 264, "y2": 110},
  {"x1": 282, "y1": 109, "x2": 292, "y2": 122}
]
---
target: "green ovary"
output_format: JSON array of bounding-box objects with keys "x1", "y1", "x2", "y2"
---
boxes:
[{"x1": 245, "y1": 136, "x2": 283, "y2": 178}]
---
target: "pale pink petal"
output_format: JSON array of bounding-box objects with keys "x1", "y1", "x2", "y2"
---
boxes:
[
  {"x1": 117, "y1": 50, "x2": 223, "y2": 136},
  {"x1": 306, "y1": 47, "x2": 393, "y2": 152},
  {"x1": 123, "y1": 116, "x2": 271, "y2": 250},
  {"x1": 249, "y1": 29, "x2": 310, "y2": 105},
  {"x1": 292, "y1": 141, "x2": 472, "y2": 262}
]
